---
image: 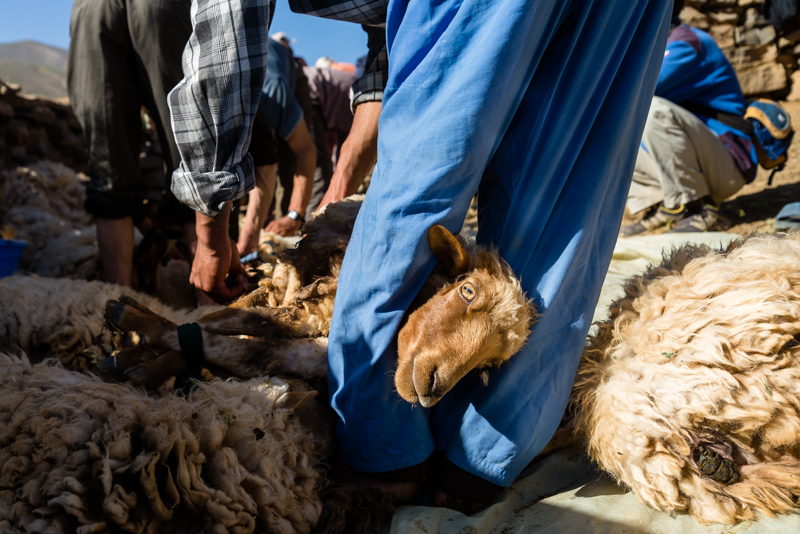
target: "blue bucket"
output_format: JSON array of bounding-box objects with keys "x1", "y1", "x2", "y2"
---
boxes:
[{"x1": 0, "y1": 239, "x2": 27, "y2": 277}]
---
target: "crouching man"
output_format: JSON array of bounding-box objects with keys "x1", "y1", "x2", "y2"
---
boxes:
[{"x1": 621, "y1": 0, "x2": 757, "y2": 236}]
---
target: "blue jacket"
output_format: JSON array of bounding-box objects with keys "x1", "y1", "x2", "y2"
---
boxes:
[{"x1": 657, "y1": 24, "x2": 757, "y2": 181}]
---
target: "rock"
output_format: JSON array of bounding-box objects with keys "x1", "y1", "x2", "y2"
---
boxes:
[
  {"x1": 681, "y1": 6, "x2": 710, "y2": 30},
  {"x1": 778, "y1": 54, "x2": 797, "y2": 76},
  {"x1": 737, "y1": 62, "x2": 788, "y2": 95},
  {"x1": 685, "y1": 0, "x2": 708, "y2": 8},
  {"x1": 708, "y1": 11, "x2": 740, "y2": 24},
  {"x1": 743, "y1": 7, "x2": 768, "y2": 28},
  {"x1": 709, "y1": 24, "x2": 736, "y2": 49},
  {"x1": 0, "y1": 101, "x2": 13, "y2": 120},
  {"x1": 738, "y1": 0, "x2": 765, "y2": 6},
  {"x1": 726, "y1": 43, "x2": 778, "y2": 68},
  {"x1": 786, "y1": 71, "x2": 800, "y2": 101},
  {"x1": 735, "y1": 25, "x2": 776, "y2": 46}
]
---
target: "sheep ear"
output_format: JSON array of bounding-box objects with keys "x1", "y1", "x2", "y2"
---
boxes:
[{"x1": 428, "y1": 225, "x2": 469, "y2": 277}]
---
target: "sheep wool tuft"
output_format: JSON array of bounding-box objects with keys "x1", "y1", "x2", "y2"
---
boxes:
[
  {"x1": 573, "y1": 232, "x2": 800, "y2": 524},
  {"x1": 0, "y1": 353, "x2": 323, "y2": 534}
]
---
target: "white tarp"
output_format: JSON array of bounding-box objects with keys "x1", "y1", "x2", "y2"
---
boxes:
[{"x1": 386, "y1": 232, "x2": 800, "y2": 534}]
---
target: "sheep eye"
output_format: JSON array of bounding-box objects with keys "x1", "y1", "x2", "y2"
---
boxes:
[{"x1": 460, "y1": 282, "x2": 476, "y2": 302}]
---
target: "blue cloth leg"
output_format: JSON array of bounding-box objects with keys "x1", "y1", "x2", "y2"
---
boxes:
[
  {"x1": 327, "y1": 0, "x2": 670, "y2": 477},
  {"x1": 434, "y1": 1, "x2": 672, "y2": 486}
]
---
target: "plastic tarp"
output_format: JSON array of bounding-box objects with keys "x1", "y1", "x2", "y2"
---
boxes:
[{"x1": 386, "y1": 232, "x2": 800, "y2": 533}]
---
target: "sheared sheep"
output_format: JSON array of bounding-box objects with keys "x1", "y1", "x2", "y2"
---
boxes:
[
  {"x1": 101, "y1": 196, "x2": 535, "y2": 408},
  {"x1": 573, "y1": 232, "x2": 800, "y2": 524},
  {"x1": 0, "y1": 353, "x2": 327, "y2": 534},
  {"x1": 0, "y1": 275, "x2": 220, "y2": 370}
]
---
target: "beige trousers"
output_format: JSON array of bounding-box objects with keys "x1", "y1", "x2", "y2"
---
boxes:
[{"x1": 627, "y1": 96, "x2": 746, "y2": 214}]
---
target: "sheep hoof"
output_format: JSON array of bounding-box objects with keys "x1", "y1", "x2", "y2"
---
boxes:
[
  {"x1": 97, "y1": 356, "x2": 125, "y2": 381},
  {"x1": 125, "y1": 364, "x2": 158, "y2": 390},
  {"x1": 105, "y1": 300, "x2": 127, "y2": 328},
  {"x1": 118, "y1": 295, "x2": 142, "y2": 309}
]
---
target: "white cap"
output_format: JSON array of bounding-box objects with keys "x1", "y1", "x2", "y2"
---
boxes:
[
  {"x1": 270, "y1": 31, "x2": 295, "y2": 45},
  {"x1": 315, "y1": 56, "x2": 333, "y2": 69}
]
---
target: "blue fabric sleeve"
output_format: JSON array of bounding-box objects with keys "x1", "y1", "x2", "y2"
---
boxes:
[{"x1": 655, "y1": 41, "x2": 700, "y2": 100}]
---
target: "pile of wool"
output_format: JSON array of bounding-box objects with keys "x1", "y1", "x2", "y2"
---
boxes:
[
  {"x1": 0, "y1": 161, "x2": 99, "y2": 279},
  {"x1": 0, "y1": 275, "x2": 220, "y2": 371},
  {"x1": 0, "y1": 353, "x2": 323, "y2": 534},
  {"x1": 573, "y1": 232, "x2": 800, "y2": 524}
]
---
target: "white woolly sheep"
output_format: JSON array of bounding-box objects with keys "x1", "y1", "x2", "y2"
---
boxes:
[
  {"x1": 0, "y1": 353, "x2": 324, "y2": 534},
  {"x1": 573, "y1": 232, "x2": 800, "y2": 524}
]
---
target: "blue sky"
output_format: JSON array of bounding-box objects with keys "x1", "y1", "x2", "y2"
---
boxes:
[{"x1": 0, "y1": 0, "x2": 368, "y2": 64}]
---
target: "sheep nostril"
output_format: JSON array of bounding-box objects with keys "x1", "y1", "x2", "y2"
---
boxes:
[{"x1": 430, "y1": 370, "x2": 439, "y2": 393}]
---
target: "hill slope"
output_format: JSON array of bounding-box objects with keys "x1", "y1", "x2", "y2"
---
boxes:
[{"x1": 0, "y1": 40, "x2": 68, "y2": 72}]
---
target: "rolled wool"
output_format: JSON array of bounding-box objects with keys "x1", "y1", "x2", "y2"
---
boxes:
[
  {"x1": 0, "y1": 353, "x2": 323, "y2": 534},
  {"x1": 574, "y1": 232, "x2": 800, "y2": 524}
]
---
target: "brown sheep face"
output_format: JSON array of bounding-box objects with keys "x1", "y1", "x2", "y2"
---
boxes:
[{"x1": 396, "y1": 225, "x2": 534, "y2": 408}]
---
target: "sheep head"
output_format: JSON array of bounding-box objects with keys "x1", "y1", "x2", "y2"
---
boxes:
[{"x1": 396, "y1": 225, "x2": 535, "y2": 408}]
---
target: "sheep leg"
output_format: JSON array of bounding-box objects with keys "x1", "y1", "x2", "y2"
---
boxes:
[
  {"x1": 106, "y1": 300, "x2": 329, "y2": 384},
  {"x1": 196, "y1": 304, "x2": 331, "y2": 338},
  {"x1": 96, "y1": 344, "x2": 164, "y2": 381},
  {"x1": 125, "y1": 350, "x2": 188, "y2": 390}
]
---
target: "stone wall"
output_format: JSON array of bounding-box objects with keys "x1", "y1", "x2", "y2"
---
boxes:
[
  {"x1": 0, "y1": 79, "x2": 88, "y2": 173},
  {"x1": 680, "y1": 0, "x2": 800, "y2": 98}
]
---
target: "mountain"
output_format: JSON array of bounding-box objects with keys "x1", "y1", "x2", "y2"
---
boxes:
[
  {"x1": 0, "y1": 40, "x2": 68, "y2": 72},
  {"x1": 0, "y1": 41, "x2": 68, "y2": 100}
]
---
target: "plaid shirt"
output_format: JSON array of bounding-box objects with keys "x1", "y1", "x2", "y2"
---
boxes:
[
  {"x1": 169, "y1": 0, "x2": 388, "y2": 216},
  {"x1": 351, "y1": 24, "x2": 387, "y2": 110}
]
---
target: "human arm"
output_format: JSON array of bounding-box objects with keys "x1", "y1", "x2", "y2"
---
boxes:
[
  {"x1": 166, "y1": 0, "x2": 270, "y2": 295},
  {"x1": 318, "y1": 100, "x2": 380, "y2": 209},
  {"x1": 192, "y1": 203, "x2": 247, "y2": 302},
  {"x1": 237, "y1": 164, "x2": 278, "y2": 255},
  {"x1": 265, "y1": 118, "x2": 316, "y2": 235}
]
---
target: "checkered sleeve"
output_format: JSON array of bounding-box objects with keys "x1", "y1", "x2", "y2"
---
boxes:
[
  {"x1": 287, "y1": 0, "x2": 387, "y2": 25},
  {"x1": 351, "y1": 24, "x2": 387, "y2": 110},
  {"x1": 168, "y1": 0, "x2": 274, "y2": 217}
]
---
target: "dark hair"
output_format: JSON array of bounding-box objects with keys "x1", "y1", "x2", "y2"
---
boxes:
[{"x1": 673, "y1": 0, "x2": 685, "y2": 19}]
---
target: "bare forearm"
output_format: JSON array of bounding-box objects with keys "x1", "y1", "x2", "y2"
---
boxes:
[
  {"x1": 196, "y1": 203, "x2": 232, "y2": 248},
  {"x1": 319, "y1": 101, "x2": 380, "y2": 209}
]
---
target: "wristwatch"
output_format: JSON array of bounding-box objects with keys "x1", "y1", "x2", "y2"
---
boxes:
[{"x1": 286, "y1": 210, "x2": 305, "y2": 224}]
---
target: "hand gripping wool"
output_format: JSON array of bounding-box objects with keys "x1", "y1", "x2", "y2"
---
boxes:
[
  {"x1": 573, "y1": 232, "x2": 800, "y2": 524},
  {"x1": 0, "y1": 353, "x2": 324, "y2": 534}
]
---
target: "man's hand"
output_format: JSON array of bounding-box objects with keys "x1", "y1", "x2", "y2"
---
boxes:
[
  {"x1": 191, "y1": 204, "x2": 247, "y2": 303},
  {"x1": 265, "y1": 215, "x2": 303, "y2": 236}
]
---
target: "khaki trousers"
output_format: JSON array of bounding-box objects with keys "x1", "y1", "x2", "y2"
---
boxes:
[{"x1": 627, "y1": 96, "x2": 746, "y2": 214}]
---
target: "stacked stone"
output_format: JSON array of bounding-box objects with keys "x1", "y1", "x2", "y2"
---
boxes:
[
  {"x1": 0, "y1": 79, "x2": 88, "y2": 173},
  {"x1": 679, "y1": 0, "x2": 800, "y2": 98}
]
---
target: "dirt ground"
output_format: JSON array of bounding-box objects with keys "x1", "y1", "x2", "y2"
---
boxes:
[{"x1": 622, "y1": 100, "x2": 800, "y2": 237}]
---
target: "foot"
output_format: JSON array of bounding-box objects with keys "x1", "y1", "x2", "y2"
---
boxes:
[
  {"x1": 620, "y1": 205, "x2": 685, "y2": 237},
  {"x1": 669, "y1": 203, "x2": 729, "y2": 233}
]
